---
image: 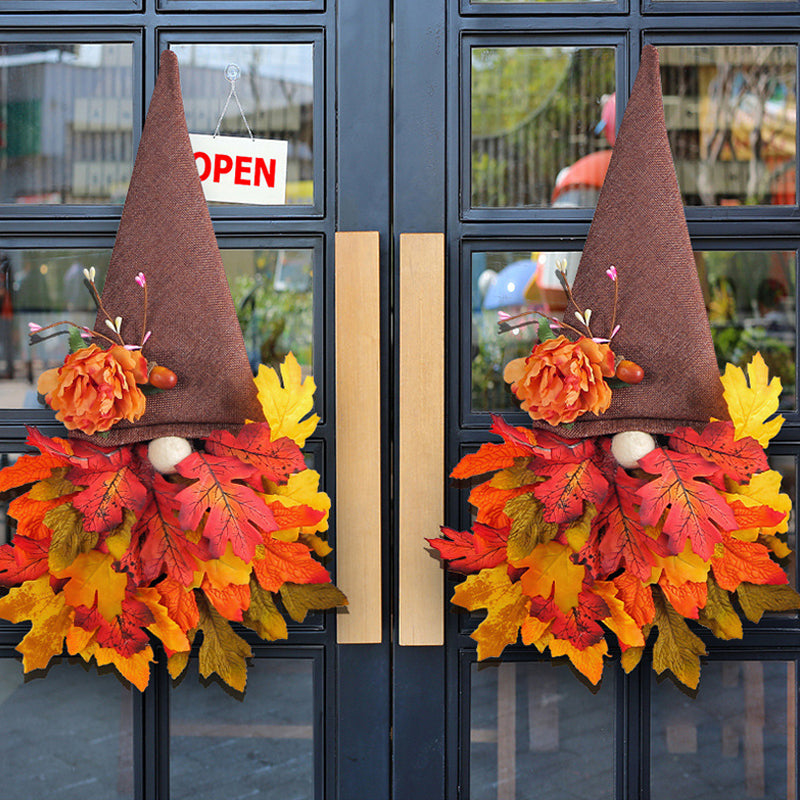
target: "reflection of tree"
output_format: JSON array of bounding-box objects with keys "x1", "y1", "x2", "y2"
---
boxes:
[
  {"x1": 471, "y1": 47, "x2": 615, "y2": 207},
  {"x1": 664, "y1": 46, "x2": 795, "y2": 206}
]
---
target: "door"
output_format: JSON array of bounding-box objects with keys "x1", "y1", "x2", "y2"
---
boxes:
[{"x1": 2, "y1": 2, "x2": 800, "y2": 800}]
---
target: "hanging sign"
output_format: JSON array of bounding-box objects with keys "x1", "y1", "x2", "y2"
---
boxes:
[{"x1": 189, "y1": 133, "x2": 288, "y2": 205}]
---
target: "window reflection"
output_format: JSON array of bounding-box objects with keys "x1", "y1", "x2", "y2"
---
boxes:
[
  {"x1": 470, "y1": 46, "x2": 615, "y2": 208},
  {"x1": 651, "y1": 661, "x2": 797, "y2": 800},
  {"x1": 471, "y1": 249, "x2": 796, "y2": 413},
  {"x1": 470, "y1": 661, "x2": 614, "y2": 799},
  {"x1": 659, "y1": 45, "x2": 797, "y2": 206},
  {"x1": 172, "y1": 44, "x2": 314, "y2": 206},
  {"x1": 0, "y1": 43, "x2": 134, "y2": 204}
]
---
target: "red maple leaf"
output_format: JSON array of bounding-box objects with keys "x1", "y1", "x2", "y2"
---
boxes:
[
  {"x1": 489, "y1": 415, "x2": 539, "y2": 454},
  {"x1": 581, "y1": 468, "x2": 666, "y2": 582},
  {"x1": 252, "y1": 538, "x2": 330, "y2": 592},
  {"x1": 530, "y1": 429, "x2": 597, "y2": 465},
  {"x1": 637, "y1": 448, "x2": 737, "y2": 560},
  {"x1": 74, "y1": 596, "x2": 153, "y2": 657},
  {"x1": 669, "y1": 421, "x2": 768, "y2": 483},
  {"x1": 70, "y1": 463, "x2": 149, "y2": 534},
  {"x1": 0, "y1": 537, "x2": 50, "y2": 586},
  {"x1": 427, "y1": 523, "x2": 510, "y2": 574},
  {"x1": 533, "y1": 458, "x2": 609, "y2": 524},
  {"x1": 550, "y1": 589, "x2": 609, "y2": 650},
  {"x1": 131, "y1": 475, "x2": 210, "y2": 585},
  {"x1": 206, "y1": 423, "x2": 306, "y2": 487},
  {"x1": 175, "y1": 452, "x2": 278, "y2": 561}
]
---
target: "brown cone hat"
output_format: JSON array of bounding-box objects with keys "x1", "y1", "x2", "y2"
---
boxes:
[
  {"x1": 558, "y1": 45, "x2": 727, "y2": 438},
  {"x1": 80, "y1": 49, "x2": 264, "y2": 445}
]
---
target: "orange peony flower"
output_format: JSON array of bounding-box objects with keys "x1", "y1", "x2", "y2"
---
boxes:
[
  {"x1": 38, "y1": 344, "x2": 148, "y2": 435},
  {"x1": 504, "y1": 335, "x2": 616, "y2": 426}
]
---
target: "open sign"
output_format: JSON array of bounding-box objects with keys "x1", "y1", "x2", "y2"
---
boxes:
[{"x1": 189, "y1": 133, "x2": 288, "y2": 205}]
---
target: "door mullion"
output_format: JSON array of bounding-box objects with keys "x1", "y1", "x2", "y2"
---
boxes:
[{"x1": 134, "y1": 655, "x2": 170, "y2": 800}]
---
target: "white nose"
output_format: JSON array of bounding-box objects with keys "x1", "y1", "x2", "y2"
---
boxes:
[
  {"x1": 610, "y1": 430, "x2": 657, "y2": 469},
  {"x1": 147, "y1": 435, "x2": 193, "y2": 474}
]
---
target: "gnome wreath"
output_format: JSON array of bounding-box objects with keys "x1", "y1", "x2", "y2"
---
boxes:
[
  {"x1": 0, "y1": 50, "x2": 345, "y2": 693},
  {"x1": 430, "y1": 46, "x2": 799, "y2": 690}
]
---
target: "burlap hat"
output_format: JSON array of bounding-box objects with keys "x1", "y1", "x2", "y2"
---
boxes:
[
  {"x1": 558, "y1": 44, "x2": 727, "y2": 438},
  {"x1": 81, "y1": 49, "x2": 264, "y2": 445}
]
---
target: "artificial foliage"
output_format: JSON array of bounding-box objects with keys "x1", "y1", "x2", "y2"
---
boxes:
[
  {"x1": 430, "y1": 354, "x2": 799, "y2": 688},
  {"x1": 0, "y1": 354, "x2": 345, "y2": 692}
]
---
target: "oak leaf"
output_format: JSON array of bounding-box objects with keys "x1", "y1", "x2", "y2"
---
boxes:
[
  {"x1": 176, "y1": 452, "x2": 278, "y2": 561},
  {"x1": 279, "y1": 582, "x2": 348, "y2": 623},
  {"x1": 242, "y1": 577, "x2": 288, "y2": 640},
  {"x1": 637, "y1": 448, "x2": 737, "y2": 559},
  {"x1": 254, "y1": 353, "x2": 319, "y2": 447},
  {"x1": 719, "y1": 354, "x2": 783, "y2": 446},
  {"x1": 0, "y1": 575, "x2": 73, "y2": 672},
  {"x1": 196, "y1": 595, "x2": 252, "y2": 692},
  {"x1": 428, "y1": 523, "x2": 509, "y2": 574},
  {"x1": 651, "y1": 590, "x2": 706, "y2": 690},
  {"x1": 451, "y1": 565, "x2": 530, "y2": 659},
  {"x1": 736, "y1": 582, "x2": 800, "y2": 623}
]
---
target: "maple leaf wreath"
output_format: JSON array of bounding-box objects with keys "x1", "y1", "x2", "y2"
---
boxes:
[
  {"x1": 430, "y1": 46, "x2": 799, "y2": 690},
  {"x1": 0, "y1": 50, "x2": 346, "y2": 693}
]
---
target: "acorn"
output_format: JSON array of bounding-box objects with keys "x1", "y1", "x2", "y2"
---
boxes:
[
  {"x1": 615, "y1": 359, "x2": 644, "y2": 384},
  {"x1": 149, "y1": 365, "x2": 177, "y2": 389}
]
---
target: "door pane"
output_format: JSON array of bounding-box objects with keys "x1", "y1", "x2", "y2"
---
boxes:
[
  {"x1": 470, "y1": 661, "x2": 614, "y2": 799},
  {"x1": 0, "y1": 659, "x2": 133, "y2": 799},
  {"x1": 471, "y1": 249, "x2": 796, "y2": 413},
  {"x1": 658, "y1": 45, "x2": 796, "y2": 206},
  {"x1": 172, "y1": 44, "x2": 315, "y2": 206},
  {"x1": 470, "y1": 46, "x2": 615, "y2": 208},
  {"x1": 170, "y1": 658, "x2": 316, "y2": 799},
  {"x1": 0, "y1": 43, "x2": 134, "y2": 204},
  {"x1": 651, "y1": 660, "x2": 797, "y2": 800}
]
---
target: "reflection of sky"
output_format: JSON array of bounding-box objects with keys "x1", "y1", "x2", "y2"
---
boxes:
[{"x1": 171, "y1": 44, "x2": 313, "y2": 86}]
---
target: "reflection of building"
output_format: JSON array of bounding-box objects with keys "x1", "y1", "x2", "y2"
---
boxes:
[{"x1": 0, "y1": 43, "x2": 314, "y2": 204}]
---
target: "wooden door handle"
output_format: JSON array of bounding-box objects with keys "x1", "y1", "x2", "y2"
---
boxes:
[
  {"x1": 335, "y1": 231, "x2": 383, "y2": 644},
  {"x1": 398, "y1": 233, "x2": 444, "y2": 646}
]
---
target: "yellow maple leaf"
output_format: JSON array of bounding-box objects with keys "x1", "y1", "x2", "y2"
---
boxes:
[
  {"x1": 0, "y1": 576, "x2": 73, "y2": 672},
  {"x1": 724, "y1": 470, "x2": 791, "y2": 537},
  {"x1": 136, "y1": 587, "x2": 191, "y2": 654},
  {"x1": 451, "y1": 565, "x2": 530, "y2": 660},
  {"x1": 516, "y1": 541, "x2": 586, "y2": 612},
  {"x1": 520, "y1": 615, "x2": 551, "y2": 647},
  {"x1": 593, "y1": 581, "x2": 644, "y2": 649},
  {"x1": 652, "y1": 538, "x2": 710, "y2": 587},
  {"x1": 253, "y1": 353, "x2": 319, "y2": 447},
  {"x1": 85, "y1": 641, "x2": 153, "y2": 692},
  {"x1": 55, "y1": 550, "x2": 128, "y2": 621},
  {"x1": 192, "y1": 542, "x2": 251, "y2": 591},
  {"x1": 548, "y1": 637, "x2": 608, "y2": 685},
  {"x1": 719, "y1": 353, "x2": 783, "y2": 446},
  {"x1": 262, "y1": 469, "x2": 330, "y2": 534}
]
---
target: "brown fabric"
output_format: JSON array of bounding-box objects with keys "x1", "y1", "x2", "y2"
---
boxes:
[
  {"x1": 78, "y1": 49, "x2": 264, "y2": 445},
  {"x1": 550, "y1": 45, "x2": 727, "y2": 438}
]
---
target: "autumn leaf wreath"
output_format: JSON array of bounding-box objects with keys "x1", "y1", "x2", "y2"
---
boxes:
[
  {"x1": 0, "y1": 354, "x2": 343, "y2": 692},
  {"x1": 430, "y1": 302, "x2": 798, "y2": 690}
]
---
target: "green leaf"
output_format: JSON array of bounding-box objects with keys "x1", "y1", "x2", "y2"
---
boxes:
[
  {"x1": 68, "y1": 326, "x2": 86, "y2": 353},
  {"x1": 736, "y1": 582, "x2": 800, "y2": 623},
  {"x1": 538, "y1": 318, "x2": 558, "y2": 342},
  {"x1": 279, "y1": 582, "x2": 348, "y2": 623},
  {"x1": 504, "y1": 492, "x2": 558, "y2": 561}
]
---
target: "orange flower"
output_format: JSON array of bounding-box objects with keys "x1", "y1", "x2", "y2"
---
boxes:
[
  {"x1": 504, "y1": 336, "x2": 616, "y2": 426},
  {"x1": 38, "y1": 344, "x2": 148, "y2": 435}
]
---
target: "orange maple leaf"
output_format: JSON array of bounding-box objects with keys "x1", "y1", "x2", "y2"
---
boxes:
[
  {"x1": 612, "y1": 572, "x2": 656, "y2": 628},
  {"x1": 252, "y1": 538, "x2": 330, "y2": 593},
  {"x1": 658, "y1": 578, "x2": 708, "y2": 619},
  {"x1": 516, "y1": 540, "x2": 587, "y2": 613},
  {"x1": 711, "y1": 531, "x2": 788, "y2": 592},
  {"x1": 0, "y1": 451, "x2": 65, "y2": 493},
  {"x1": 56, "y1": 550, "x2": 129, "y2": 621}
]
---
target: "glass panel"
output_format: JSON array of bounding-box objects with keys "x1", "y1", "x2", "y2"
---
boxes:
[
  {"x1": 651, "y1": 660, "x2": 797, "y2": 800},
  {"x1": 0, "y1": 660, "x2": 133, "y2": 799},
  {"x1": 222, "y1": 248, "x2": 314, "y2": 375},
  {"x1": 472, "y1": 249, "x2": 796, "y2": 413},
  {"x1": 769, "y1": 454, "x2": 797, "y2": 601},
  {"x1": 172, "y1": 44, "x2": 314, "y2": 206},
  {"x1": 0, "y1": 247, "x2": 313, "y2": 409},
  {"x1": 471, "y1": 46, "x2": 615, "y2": 208},
  {"x1": 703, "y1": 250, "x2": 796, "y2": 411},
  {"x1": 171, "y1": 658, "x2": 315, "y2": 800},
  {"x1": 659, "y1": 45, "x2": 797, "y2": 206},
  {"x1": 470, "y1": 661, "x2": 614, "y2": 799},
  {"x1": 0, "y1": 44, "x2": 134, "y2": 204}
]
